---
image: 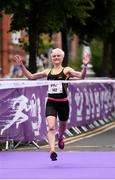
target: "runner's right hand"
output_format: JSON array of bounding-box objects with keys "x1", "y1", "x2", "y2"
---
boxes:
[{"x1": 14, "y1": 55, "x2": 23, "y2": 65}]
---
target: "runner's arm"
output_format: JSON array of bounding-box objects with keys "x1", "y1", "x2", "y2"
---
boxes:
[
  {"x1": 64, "y1": 55, "x2": 89, "y2": 79},
  {"x1": 14, "y1": 55, "x2": 49, "y2": 80},
  {"x1": 20, "y1": 63, "x2": 48, "y2": 80},
  {"x1": 65, "y1": 66, "x2": 87, "y2": 79}
]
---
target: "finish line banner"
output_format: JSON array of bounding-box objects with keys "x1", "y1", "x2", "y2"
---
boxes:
[{"x1": 0, "y1": 80, "x2": 115, "y2": 141}]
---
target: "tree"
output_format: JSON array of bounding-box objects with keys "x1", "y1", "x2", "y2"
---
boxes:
[
  {"x1": 71, "y1": 0, "x2": 115, "y2": 77},
  {"x1": 0, "y1": 0, "x2": 62, "y2": 72},
  {"x1": 58, "y1": 0, "x2": 95, "y2": 66},
  {"x1": 0, "y1": 0, "x2": 94, "y2": 72}
]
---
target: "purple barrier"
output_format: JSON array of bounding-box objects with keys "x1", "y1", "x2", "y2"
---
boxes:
[
  {"x1": 68, "y1": 83, "x2": 115, "y2": 127},
  {"x1": 0, "y1": 82, "x2": 115, "y2": 141}
]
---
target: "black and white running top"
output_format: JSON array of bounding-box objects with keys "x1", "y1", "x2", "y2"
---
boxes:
[{"x1": 47, "y1": 68, "x2": 69, "y2": 99}]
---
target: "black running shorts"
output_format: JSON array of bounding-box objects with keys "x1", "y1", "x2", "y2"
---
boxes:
[{"x1": 46, "y1": 99, "x2": 69, "y2": 121}]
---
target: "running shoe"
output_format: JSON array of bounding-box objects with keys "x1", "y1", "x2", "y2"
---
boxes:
[
  {"x1": 58, "y1": 137, "x2": 64, "y2": 149},
  {"x1": 50, "y1": 152, "x2": 57, "y2": 161}
]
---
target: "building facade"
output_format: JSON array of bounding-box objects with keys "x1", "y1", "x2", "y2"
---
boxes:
[
  {"x1": 0, "y1": 13, "x2": 79, "y2": 77},
  {"x1": 0, "y1": 12, "x2": 26, "y2": 77}
]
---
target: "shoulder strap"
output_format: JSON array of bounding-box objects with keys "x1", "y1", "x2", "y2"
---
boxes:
[
  {"x1": 62, "y1": 67, "x2": 69, "y2": 80},
  {"x1": 48, "y1": 68, "x2": 53, "y2": 75}
]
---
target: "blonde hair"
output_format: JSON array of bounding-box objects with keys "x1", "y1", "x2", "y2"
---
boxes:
[{"x1": 51, "y1": 48, "x2": 65, "y2": 58}]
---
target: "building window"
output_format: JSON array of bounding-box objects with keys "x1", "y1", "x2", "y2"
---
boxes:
[{"x1": 11, "y1": 31, "x2": 21, "y2": 44}]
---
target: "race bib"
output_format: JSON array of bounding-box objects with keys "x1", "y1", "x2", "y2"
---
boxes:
[{"x1": 48, "y1": 82, "x2": 63, "y2": 94}]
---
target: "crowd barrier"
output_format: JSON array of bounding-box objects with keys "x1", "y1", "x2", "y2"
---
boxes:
[{"x1": 0, "y1": 79, "x2": 115, "y2": 145}]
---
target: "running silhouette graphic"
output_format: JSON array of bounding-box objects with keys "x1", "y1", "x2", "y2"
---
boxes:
[{"x1": 0, "y1": 95, "x2": 30, "y2": 135}]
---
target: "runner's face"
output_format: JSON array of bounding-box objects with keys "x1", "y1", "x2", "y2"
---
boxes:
[{"x1": 51, "y1": 50, "x2": 63, "y2": 65}]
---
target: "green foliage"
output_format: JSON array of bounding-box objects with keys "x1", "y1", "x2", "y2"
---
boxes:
[
  {"x1": 0, "y1": 0, "x2": 95, "y2": 33},
  {"x1": 19, "y1": 38, "x2": 29, "y2": 53},
  {"x1": 1, "y1": 0, "x2": 115, "y2": 75},
  {"x1": 68, "y1": 45, "x2": 83, "y2": 71},
  {"x1": 77, "y1": 0, "x2": 115, "y2": 42},
  {"x1": 19, "y1": 33, "x2": 53, "y2": 55},
  {"x1": 37, "y1": 33, "x2": 53, "y2": 54},
  {"x1": 90, "y1": 39, "x2": 103, "y2": 76},
  {"x1": 68, "y1": 39, "x2": 103, "y2": 76}
]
